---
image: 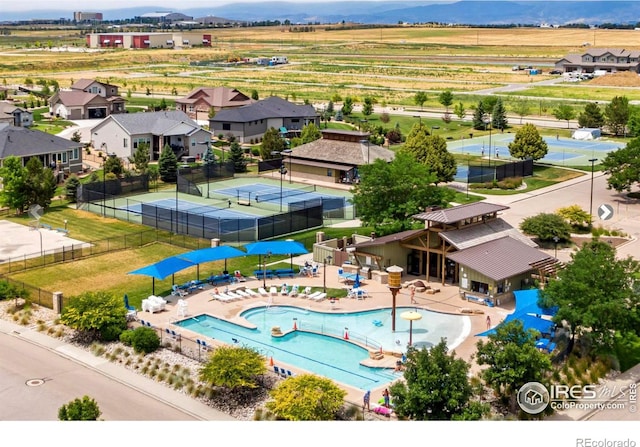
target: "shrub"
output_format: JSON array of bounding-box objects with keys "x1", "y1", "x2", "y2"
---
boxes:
[{"x1": 119, "y1": 327, "x2": 160, "y2": 354}]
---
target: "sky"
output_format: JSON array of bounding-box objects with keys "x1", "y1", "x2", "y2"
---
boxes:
[{"x1": 0, "y1": 0, "x2": 441, "y2": 13}]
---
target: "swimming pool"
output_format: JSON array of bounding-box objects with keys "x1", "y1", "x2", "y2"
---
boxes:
[{"x1": 176, "y1": 306, "x2": 471, "y2": 390}]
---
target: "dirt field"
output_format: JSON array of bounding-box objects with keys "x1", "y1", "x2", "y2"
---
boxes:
[{"x1": 588, "y1": 70, "x2": 640, "y2": 87}]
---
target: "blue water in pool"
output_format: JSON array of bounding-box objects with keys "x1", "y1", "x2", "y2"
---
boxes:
[{"x1": 176, "y1": 306, "x2": 470, "y2": 390}]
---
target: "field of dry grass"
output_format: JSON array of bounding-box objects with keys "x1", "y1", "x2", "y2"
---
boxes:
[{"x1": 1, "y1": 26, "x2": 638, "y2": 107}]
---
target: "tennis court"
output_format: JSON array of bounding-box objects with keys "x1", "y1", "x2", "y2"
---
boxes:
[
  {"x1": 121, "y1": 198, "x2": 256, "y2": 220},
  {"x1": 447, "y1": 134, "x2": 623, "y2": 166},
  {"x1": 215, "y1": 182, "x2": 345, "y2": 208}
]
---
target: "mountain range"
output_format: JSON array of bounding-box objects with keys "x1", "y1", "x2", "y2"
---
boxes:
[{"x1": 4, "y1": 1, "x2": 640, "y2": 26}]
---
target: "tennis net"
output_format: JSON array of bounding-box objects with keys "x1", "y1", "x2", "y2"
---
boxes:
[{"x1": 254, "y1": 185, "x2": 317, "y2": 203}]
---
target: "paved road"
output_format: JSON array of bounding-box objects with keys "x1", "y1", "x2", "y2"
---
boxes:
[
  {"x1": 488, "y1": 172, "x2": 640, "y2": 262},
  {"x1": 0, "y1": 320, "x2": 235, "y2": 421}
]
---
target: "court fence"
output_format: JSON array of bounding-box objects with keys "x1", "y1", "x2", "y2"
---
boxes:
[
  {"x1": 467, "y1": 158, "x2": 533, "y2": 184},
  {"x1": 76, "y1": 169, "x2": 354, "y2": 241}
]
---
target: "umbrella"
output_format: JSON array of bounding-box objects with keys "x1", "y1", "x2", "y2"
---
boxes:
[
  {"x1": 128, "y1": 256, "x2": 197, "y2": 295},
  {"x1": 178, "y1": 246, "x2": 246, "y2": 279},
  {"x1": 401, "y1": 311, "x2": 423, "y2": 346},
  {"x1": 353, "y1": 272, "x2": 361, "y2": 289}
]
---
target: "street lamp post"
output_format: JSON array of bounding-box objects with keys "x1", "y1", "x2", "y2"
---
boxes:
[
  {"x1": 431, "y1": 125, "x2": 440, "y2": 135},
  {"x1": 553, "y1": 235, "x2": 559, "y2": 258},
  {"x1": 282, "y1": 149, "x2": 292, "y2": 184},
  {"x1": 197, "y1": 140, "x2": 213, "y2": 198},
  {"x1": 271, "y1": 151, "x2": 288, "y2": 212},
  {"x1": 484, "y1": 114, "x2": 492, "y2": 165},
  {"x1": 413, "y1": 115, "x2": 422, "y2": 126},
  {"x1": 323, "y1": 255, "x2": 333, "y2": 293},
  {"x1": 589, "y1": 158, "x2": 598, "y2": 227}
]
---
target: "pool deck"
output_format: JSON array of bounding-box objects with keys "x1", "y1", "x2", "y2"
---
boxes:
[{"x1": 139, "y1": 259, "x2": 514, "y2": 407}]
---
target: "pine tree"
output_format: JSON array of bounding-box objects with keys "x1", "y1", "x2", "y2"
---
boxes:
[
  {"x1": 491, "y1": 97, "x2": 508, "y2": 131},
  {"x1": 158, "y1": 143, "x2": 177, "y2": 182},
  {"x1": 228, "y1": 141, "x2": 247, "y2": 173},
  {"x1": 472, "y1": 100, "x2": 486, "y2": 130},
  {"x1": 578, "y1": 102, "x2": 605, "y2": 129}
]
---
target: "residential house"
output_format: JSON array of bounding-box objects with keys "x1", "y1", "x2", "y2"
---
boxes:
[
  {"x1": 90, "y1": 110, "x2": 211, "y2": 161},
  {"x1": 175, "y1": 87, "x2": 254, "y2": 122},
  {"x1": 0, "y1": 123, "x2": 83, "y2": 176},
  {"x1": 286, "y1": 129, "x2": 394, "y2": 184},
  {"x1": 49, "y1": 79, "x2": 125, "y2": 120},
  {"x1": 0, "y1": 101, "x2": 33, "y2": 127},
  {"x1": 209, "y1": 96, "x2": 319, "y2": 143},
  {"x1": 343, "y1": 202, "x2": 557, "y2": 306},
  {"x1": 555, "y1": 48, "x2": 640, "y2": 74}
]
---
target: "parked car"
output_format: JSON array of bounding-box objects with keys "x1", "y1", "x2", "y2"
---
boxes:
[{"x1": 549, "y1": 69, "x2": 562, "y2": 75}]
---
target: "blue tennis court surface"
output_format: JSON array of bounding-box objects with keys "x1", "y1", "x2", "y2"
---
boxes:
[
  {"x1": 216, "y1": 183, "x2": 344, "y2": 206},
  {"x1": 121, "y1": 199, "x2": 257, "y2": 219},
  {"x1": 448, "y1": 134, "x2": 623, "y2": 167}
]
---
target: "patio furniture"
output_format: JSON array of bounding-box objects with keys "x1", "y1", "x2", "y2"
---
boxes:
[{"x1": 142, "y1": 295, "x2": 167, "y2": 313}]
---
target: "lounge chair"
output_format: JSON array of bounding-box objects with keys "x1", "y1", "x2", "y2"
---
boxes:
[
  {"x1": 171, "y1": 285, "x2": 188, "y2": 297},
  {"x1": 287, "y1": 370, "x2": 294, "y2": 378},
  {"x1": 289, "y1": 285, "x2": 300, "y2": 297},
  {"x1": 308, "y1": 291, "x2": 322, "y2": 300},
  {"x1": 245, "y1": 288, "x2": 259, "y2": 297},
  {"x1": 300, "y1": 286, "x2": 312, "y2": 298},
  {"x1": 258, "y1": 287, "x2": 269, "y2": 297},
  {"x1": 311, "y1": 292, "x2": 327, "y2": 302},
  {"x1": 235, "y1": 290, "x2": 250, "y2": 298},
  {"x1": 280, "y1": 284, "x2": 290, "y2": 295},
  {"x1": 234, "y1": 270, "x2": 247, "y2": 282},
  {"x1": 227, "y1": 291, "x2": 243, "y2": 300},
  {"x1": 269, "y1": 286, "x2": 278, "y2": 296}
]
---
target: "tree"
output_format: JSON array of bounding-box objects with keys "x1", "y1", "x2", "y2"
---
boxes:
[
  {"x1": 414, "y1": 91, "x2": 427, "y2": 110},
  {"x1": 104, "y1": 155, "x2": 124, "y2": 177},
  {"x1": 605, "y1": 96, "x2": 630, "y2": 136},
  {"x1": 341, "y1": 96, "x2": 354, "y2": 116},
  {"x1": 159, "y1": 97, "x2": 167, "y2": 110},
  {"x1": 556, "y1": 205, "x2": 591, "y2": 230},
  {"x1": 60, "y1": 291, "x2": 127, "y2": 341},
  {"x1": 147, "y1": 165, "x2": 159, "y2": 190},
  {"x1": 508, "y1": 123, "x2": 548, "y2": 161},
  {"x1": 512, "y1": 99, "x2": 531, "y2": 124},
  {"x1": 472, "y1": 100, "x2": 486, "y2": 130},
  {"x1": 260, "y1": 127, "x2": 285, "y2": 160},
  {"x1": 58, "y1": 396, "x2": 101, "y2": 421},
  {"x1": 475, "y1": 320, "x2": 552, "y2": 412},
  {"x1": 300, "y1": 122, "x2": 322, "y2": 144},
  {"x1": 326, "y1": 100, "x2": 334, "y2": 115},
  {"x1": 627, "y1": 108, "x2": 640, "y2": 137},
  {"x1": 24, "y1": 157, "x2": 57, "y2": 210},
  {"x1": 131, "y1": 142, "x2": 150, "y2": 173},
  {"x1": 519, "y1": 212, "x2": 572, "y2": 242},
  {"x1": 70, "y1": 130, "x2": 82, "y2": 143},
  {"x1": 64, "y1": 175, "x2": 81, "y2": 203},
  {"x1": 390, "y1": 340, "x2": 486, "y2": 420},
  {"x1": 250, "y1": 89, "x2": 259, "y2": 100},
  {"x1": 158, "y1": 143, "x2": 178, "y2": 182},
  {"x1": 552, "y1": 104, "x2": 576, "y2": 128},
  {"x1": 0, "y1": 156, "x2": 28, "y2": 213},
  {"x1": 438, "y1": 89, "x2": 454, "y2": 112},
  {"x1": 362, "y1": 96, "x2": 374, "y2": 116},
  {"x1": 208, "y1": 107, "x2": 216, "y2": 119},
  {"x1": 453, "y1": 102, "x2": 466, "y2": 120},
  {"x1": 540, "y1": 240, "x2": 640, "y2": 354},
  {"x1": 265, "y1": 374, "x2": 346, "y2": 420},
  {"x1": 491, "y1": 97, "x2": 508, "y2": 131},
  {"x1": 402, "y1": 130, "x2": 456, "y2": 184},
  {"x1": 601, "y1": 137, "x2": 640, "y2": 192},
  {"x1": 351, "y1": 151, "x2": 454, "y2": 233},
  {"x1": 202, "y1": 143, "x2": 216, "y2": 179},
  {"x1": 228, "y1": 141, "x2": 247, "y2": 173},
  {"x1": 199, "y1": 346, "x2": 266, "y2": 389},
  {"x1": 578, "y1": 102, "x2": 605, "y2": 129}
]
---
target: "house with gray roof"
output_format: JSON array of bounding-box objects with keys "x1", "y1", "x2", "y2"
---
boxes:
[
  {"x1": 555, "y1": 48, "x2": 640, "y2": 74},
  {"x1": 0, "y1": 123, "x2": 83, "y2": 176},
  {"x1": 49, "y1": 79, "x2": 125, "y2": 120},
  {"x1": 287, "y1": 129, "x2": 395, "y2": 184},
  {"x1": 0, "y1": 101, "x2": 32, "y2": 128},
  {"x1": 347, "y1": 202, "x2": 557, "y2": 307},
  {"x1": 90, "y1": 110, "x2": 211, "y2": 161},
  {"x1": 209, "y1": 96, "x2": 319, "y2": 143}
]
